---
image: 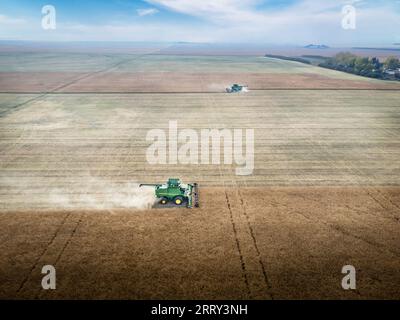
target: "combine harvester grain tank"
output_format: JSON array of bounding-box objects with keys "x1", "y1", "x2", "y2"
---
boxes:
[{"x1": 140, "y1": 178, "x2": 199, "y2": 208}]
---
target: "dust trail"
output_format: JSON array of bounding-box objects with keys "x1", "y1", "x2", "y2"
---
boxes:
[
  {"x1": 207, "y1": 83, "x2": 231, "y2": 91},
  {"x1": 0, "y1": 176, "x2": 157, "y2": 210},
  {"x1": 50, "y1": 180, "x2": 157, "y2": 210}
]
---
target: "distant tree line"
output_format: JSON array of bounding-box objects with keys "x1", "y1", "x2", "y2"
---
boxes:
[{"x1": 319, "y1": 52, "x2": 400, "y2": 80}]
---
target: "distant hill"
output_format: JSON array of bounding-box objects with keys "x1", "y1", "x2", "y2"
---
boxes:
[{"x1": 304, "y1": 44, "x2": 330, "y2": 49}]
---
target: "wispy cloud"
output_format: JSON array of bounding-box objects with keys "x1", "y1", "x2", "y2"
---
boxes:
[
  {"x1": 0, "y1": 14, "x2": 26, "y2": 25},
  {"x1": 1, "y1": 0, "x2": 399, "y2": 46},
  {"x1": 142, "y1": 0, "x2": 400, "y2": 45},
  {"x1": 137, "y1": 8, "x2": 159, "y2": 17},
  {"x1": 59, "y1": 21, "x2": 214, "y2": 42},
  {"x1": 146, "y1": 0, "x2": 262, "y2": 22}
]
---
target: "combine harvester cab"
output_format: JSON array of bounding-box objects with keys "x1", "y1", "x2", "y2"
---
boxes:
[
  {"x1": 140, "y1": 178, "x2": 199, "y2": 208},
  {"x1": 226, "y1": 84, "x2": 248, "y2": 93}
]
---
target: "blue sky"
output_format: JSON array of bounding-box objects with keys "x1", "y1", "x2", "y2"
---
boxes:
[{"x1": 0, "y1": 0, "x2": 400, "y2": 45}]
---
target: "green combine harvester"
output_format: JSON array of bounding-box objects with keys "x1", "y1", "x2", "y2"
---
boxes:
[
  {"x1": 140, "y1": 178, "x2": 199, "y2": 208},
  {"x1": 226, "y1": 84, "x2": 248, "y2": 93}
]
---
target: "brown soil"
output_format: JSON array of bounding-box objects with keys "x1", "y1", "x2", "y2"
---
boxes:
[
  {"x1": 1, "y1": 53, "x2": 399, "y2": 300},
  {"x1": 1, "y1": 72, "x2": 399, "y2": 93},
  {"x1": 0, "y1": 72, "x2": 90, "y2": 92},
  {"x1": 1, "y1": 187, "x2": 399, "y2": 300}
]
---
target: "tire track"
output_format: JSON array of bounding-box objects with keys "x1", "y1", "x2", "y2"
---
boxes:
[
  {"x1": 224, "y1": 191, "x2": 251, "y2": 297},
  {"x1": 16, "y1": 212, "x2": 71, "y2": 294},
  {"x1": 374, "y1": 188, "x2": 400, "y2": 212},
  {"x1": 284, "y1": 194, "x2": 400, "y2": 258},
  {"x1": 207, "y1": 89, "x2": 273, "y2": 299},
  {"x1": 0, "y1": 93, "x2": 48, "y2": 118},
  {"x1": 0, "y1": 52, "x2": 162, "y2": 118},
  {"x1": 53, "y1": 214, "x2": 83, "y2": 266},
  {"x1": 206, "y1": 89, "x2": 251, "y2": 298},
  {"x1": 36, "y1": 213, "x2": 83, "y2": 299},
  {"x1": 237, "y1": 188, "x2": 274, "y2": 299},
  {"x1": 365, "y1": 188, "x2": 400, "y2": 222}
]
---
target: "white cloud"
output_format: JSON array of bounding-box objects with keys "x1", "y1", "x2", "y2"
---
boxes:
[
  {"x1": 137, "y1": 8, "x2": 159, "y2": 17},
  {"x1": 0, "y1": 14, "x2": 26, "y2": 25},
  {"x1": 146, "y1": 0, "x2": 262, "y2": 22},
  {"x1": 1, "y1": 0, "x2": 399, "y2": 46},
  {"x1": 54, "y1": 21, "x2": 214, "y2": 43},
  {"x1": 142, "y1": 0, "x2": 400, "y2": 45}
]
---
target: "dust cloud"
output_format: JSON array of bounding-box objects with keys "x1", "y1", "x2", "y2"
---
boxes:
[
  {"x1": 207, "y1": 83, "x2": 249, "y2": 92},
  {"x1": 0, "y1": 176, "x2": 157, "y2": 210}
]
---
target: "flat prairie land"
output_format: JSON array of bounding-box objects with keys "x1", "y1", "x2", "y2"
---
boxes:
[
  {"x1": 157, "y1": 43, "x2": 400, "y2": 60},
  {"x1": 0, "y1": 51, "x2": 399, "y2": 299},
  {"x1": 4, "y1": 72, "x2": 400, "y2": 92},
  {"x1": 1, "y1": 54, "x2": 400, "y2": 93}
]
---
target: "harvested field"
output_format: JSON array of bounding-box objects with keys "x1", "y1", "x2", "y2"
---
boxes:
[
  {"x1": 57, "y1": 72, "x2": 400, "y2": 92},
  {"x1": 2, "y1": 54, "x2": 399, "y2": 94},
  {"x1": 1, "y1": 54, "x2": 399, "y2": 93},
  {"x1": 0, "y1": 54, "x2": 328, "y2": 73},
  {"x1": 0, "y1": 72, "x2": 92, "y2": 93},
  {"x1": 4, "y1": 72, "x2": 400, "y2": 93},
  {"x1": 1, "y1": 90, "x2": 400, "y2": 200},
  {"x1": 0, "y1": 51, "x2": 399, "y2": 299}
]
